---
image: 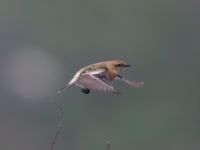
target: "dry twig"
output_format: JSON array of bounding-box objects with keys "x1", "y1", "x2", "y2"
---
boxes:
[
  {"x1": 49, "y1": 102, "x2": 64, "y2": 150},
  {"x1": 106, "y1": 141, "x2": 111, "y2": 150}
]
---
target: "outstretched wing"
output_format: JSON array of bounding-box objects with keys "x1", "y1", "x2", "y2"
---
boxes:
[
  {"x1": 76, "y1": 70, "x2": 117, "y2": 93},
  {"x1": 118, "y1": 77, "x2": 144, "y2": 88}
]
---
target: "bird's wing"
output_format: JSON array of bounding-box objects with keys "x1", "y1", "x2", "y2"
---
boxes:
[
  {"x1": 76, "y1": 70, "x2": 117, "y2": 93},
  {"x1": 118, "y1": 77, "x2": 144, "y2": 88}
]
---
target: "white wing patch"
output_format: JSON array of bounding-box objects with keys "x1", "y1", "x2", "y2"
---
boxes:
[
  {"x1": 68, "y1": 69, "x2": 105, "y2": 85},
  {"x1": 68, "y1": 71, "x2": 81, "y2": 85},
  {"x1": 83, "y1": 69, "x2": 105, "y2": 75}
]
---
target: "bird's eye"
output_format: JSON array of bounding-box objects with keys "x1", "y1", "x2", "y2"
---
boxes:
[{"x1": 115, "y1": 64, "x2": 122, "y2": 67}]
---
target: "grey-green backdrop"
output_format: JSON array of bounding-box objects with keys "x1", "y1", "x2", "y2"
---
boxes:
[{"x1": 0, "y1": 0, "x2": 199, "y2": 150}]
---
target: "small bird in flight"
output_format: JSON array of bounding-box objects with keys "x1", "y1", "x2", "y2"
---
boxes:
[{"x1": 58, "y1": 60, "x2": 144, "y2": 94}]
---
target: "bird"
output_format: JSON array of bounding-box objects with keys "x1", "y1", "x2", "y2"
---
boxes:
[{"x1": 57, "y1": 60, "x2": 144, "y2": 94}]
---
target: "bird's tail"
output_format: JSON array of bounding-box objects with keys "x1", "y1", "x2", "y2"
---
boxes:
[{"x1": 57, "y1": 84, "x2": 71, "y2": 94}]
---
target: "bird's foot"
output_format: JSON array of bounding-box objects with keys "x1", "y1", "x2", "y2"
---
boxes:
[{"x1": 81, "y1": 88, "x2": 90, "y2": 94}]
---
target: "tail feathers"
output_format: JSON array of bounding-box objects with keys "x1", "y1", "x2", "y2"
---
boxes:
[{"x1": 57, "y1": 84, "x2": 71, "y2": 94}]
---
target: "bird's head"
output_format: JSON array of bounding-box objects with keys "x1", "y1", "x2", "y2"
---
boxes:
[{"x1": 107, "y1": 60, "x2": 131, "y2": 74}]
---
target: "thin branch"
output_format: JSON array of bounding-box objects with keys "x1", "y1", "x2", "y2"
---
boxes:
[
  {"x1": 106, "y1": 141, "x2": 111, "y2": 150},
  {"x1": 49, "y1": 102, "x2": 64, "y2": 150}
]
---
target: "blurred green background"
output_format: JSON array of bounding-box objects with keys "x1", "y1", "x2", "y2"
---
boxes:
[{"x1": 0, "y1": 0, "x2": 200, "y2": 150}]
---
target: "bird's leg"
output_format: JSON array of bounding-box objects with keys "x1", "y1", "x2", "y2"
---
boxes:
[
  {"x1": 81, "y1": 88, "x2": 90, "y2": 94},
  {"x1": 116, "y1": 75, "x2": 144, "y2": 88}
]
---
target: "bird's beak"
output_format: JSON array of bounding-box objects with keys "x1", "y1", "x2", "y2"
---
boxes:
[{"x1": 124, "y1": 64, "x2": 131, "y2": 67}]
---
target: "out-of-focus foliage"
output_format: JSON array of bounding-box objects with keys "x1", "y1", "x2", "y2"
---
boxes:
[{"x1": 0, "y1": 0, "x2": 199, "y2": 150}]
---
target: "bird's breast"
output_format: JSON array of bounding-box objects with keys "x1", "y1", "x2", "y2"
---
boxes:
[{"x1": 107, "y1": 70, "x2": 117, "y2": 81}]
